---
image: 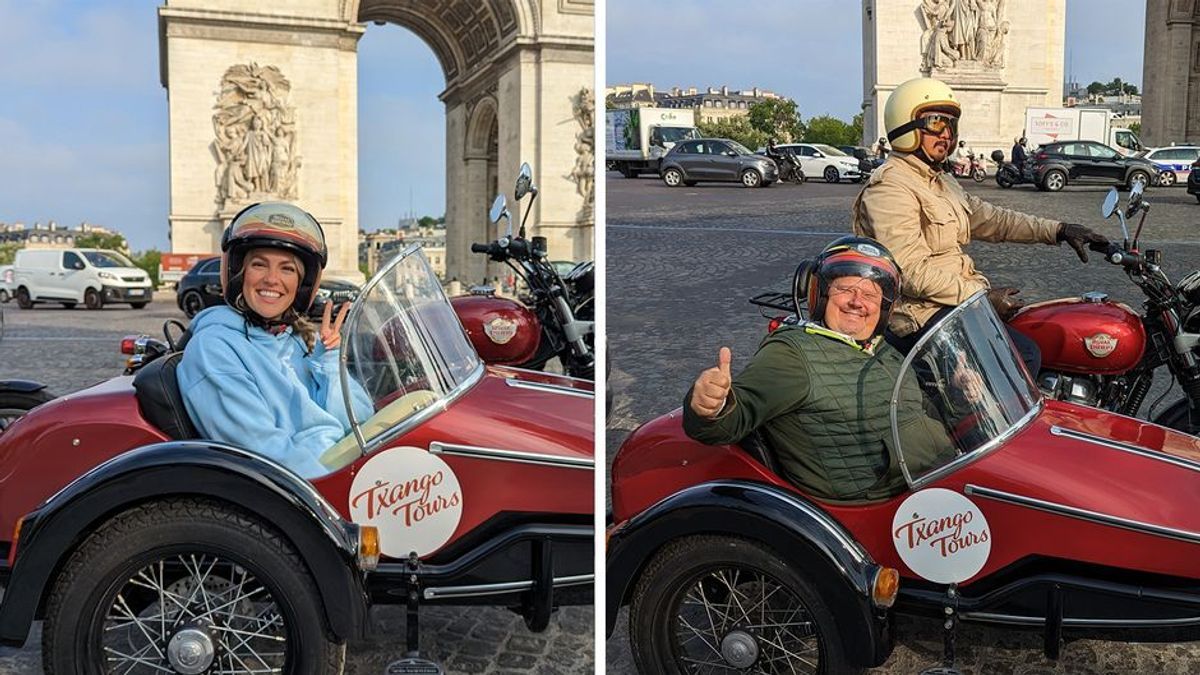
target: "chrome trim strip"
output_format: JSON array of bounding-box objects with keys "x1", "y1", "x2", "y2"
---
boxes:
[
  {"x1": 1050, "y1": 426, "x2": 1200, "y2": 476},
  {"x1": 429, "y1": 442, "x2": 594, "y2": 469},
  {"x1": 501, "y1": 365, "x2": 592, "y2": 384},
  {"x1": 423, "y1": 573, "x2": 593, "y2": 600},
  {"x1": 962, "y1": 611, "x2": 1200, "y2": 628},
  {"x1": 965, "y1": 484, "x2": 1200, "y2": 546},
  {"x1": 504, "y1": 378, "x2": 594, "y2": 399}
]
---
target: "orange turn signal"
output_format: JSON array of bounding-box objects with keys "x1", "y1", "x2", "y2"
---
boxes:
[
  {"x1": 872, "y1": 567, "x2": 900, "y2": 608},
  {"x1": 357, "y1": 525, "x2": 380, "y2": 571}
]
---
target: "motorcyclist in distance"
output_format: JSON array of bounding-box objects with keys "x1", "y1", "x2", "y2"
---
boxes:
[{"x1": 1011, "y1": 136, "x2": 1028, "y2": 167}]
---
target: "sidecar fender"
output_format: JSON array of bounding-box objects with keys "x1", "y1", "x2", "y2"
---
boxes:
[
  {"x1": 606, "y1": 480, "x2": 893, "y2": 668},
  {"x1": 0, "y1": 441, "x2": 369, "y2": 647}
]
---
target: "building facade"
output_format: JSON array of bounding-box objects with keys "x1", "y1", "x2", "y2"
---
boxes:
[{"x1": 1142, "y1": 0, "x2": 1200, "y2": 146}]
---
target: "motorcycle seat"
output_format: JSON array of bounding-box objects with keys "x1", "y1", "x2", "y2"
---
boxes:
[
  {"x1": 132, "y1": 331, "x2": 198, "y2": 441},
  {"x1": 738, "y1": 429, "x2": 783, "y2": 476}
]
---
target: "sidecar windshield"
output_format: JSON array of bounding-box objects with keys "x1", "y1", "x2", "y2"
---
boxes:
[
  {"x1": 338, "y1": 246, "x2": 481, "y2": 452},
  {"x1": 890, "y1": 292, "x2": 1042, "y2": 487}
]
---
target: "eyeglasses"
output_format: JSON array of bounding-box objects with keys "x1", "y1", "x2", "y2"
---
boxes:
[
  {"x1": 828, "y1": 280, "x2": 883, "y2": 303},
  {"x1": 917, "y1": 113, "x2": 958, "y2": 137}
]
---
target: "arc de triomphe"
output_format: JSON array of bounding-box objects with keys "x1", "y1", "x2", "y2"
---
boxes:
[{"x1": 158, "y1": 0, "x2": 594, "y2": 283}]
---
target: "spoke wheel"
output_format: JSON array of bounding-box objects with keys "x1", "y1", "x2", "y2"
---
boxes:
[
  {"x1": 741, "y1": 169, "x2": 762, "y2": 188},
  {"x1": 43, "y1": 498, "x2": 345, "y2": 675},
  {"x1": 1159, "y1": 170, "x2": 1176, "y2": 186},
  {"x1": 822, "y1": 166, "x2": 840, "y2": 183},
  {"x1": 1043, "y1": 170, "x2": 1066, "y2": 192},
  {"x1": 663, "y1": 168, "x2": 684, "y2": 187},
  {"x1": 182, "y1": 290, "x2": 205, "y2": 318},
  {"x1": 630, "y1": 535, "x2": 855, "y2": 675},
  {"x1": 85, "y1": 287, "x2": 104, "y2": 310},
  {"x1": 1129, "y1": 170, "x2": 1150, "y2": 191},
  {"x1": 0, "y1": 389, "x2": 53, "y2": 433}
]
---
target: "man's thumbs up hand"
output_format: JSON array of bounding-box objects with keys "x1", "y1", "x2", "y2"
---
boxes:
[{"x1": 690, "y1": 347, "x2": 733, "y2": 419}]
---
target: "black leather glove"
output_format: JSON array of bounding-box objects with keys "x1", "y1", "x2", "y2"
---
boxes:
[
  {"x1": 987, "y1": 286, "x2": 1024, "y2": 321},
  {"x1": 1057, "y1": 222, "x2": 1109, "y2": 263}
]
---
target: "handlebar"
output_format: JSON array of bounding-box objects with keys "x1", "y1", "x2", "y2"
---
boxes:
[
  {"x1": 470, "y1": 238, "x2": 533, "y2": 261},
  {"x1": 470, "y1": 242, "x2": 491, "y2": 254}
]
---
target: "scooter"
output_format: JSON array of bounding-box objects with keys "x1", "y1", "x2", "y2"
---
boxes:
[
  {"x1": 771, "y1": 149, "x2": 806, "y2": 184},
  {"x1": 452, "y1": 163, "x2": 595, "y2": 380},
  {"x1": 951, "y1": 152, "x2": 987, "y2": 182},
  {"x1": 993, "y1": 149, "x2": 1028, "y2": 189}
]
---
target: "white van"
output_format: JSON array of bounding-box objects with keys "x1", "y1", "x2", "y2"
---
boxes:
[{"x1": 12, "y1": 248, "x2": 153, "y2": 309}]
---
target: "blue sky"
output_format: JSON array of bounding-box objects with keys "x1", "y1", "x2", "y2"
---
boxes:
[
  {"x1": 0, "y1": 1, "x2": 445, "y2": 252},
  {"x1": 0, "y1": 1, "x2": 1144, "y2": 251},
  {"x1": 607, "y1": 0, "x2": 1145, "y2": 119}
]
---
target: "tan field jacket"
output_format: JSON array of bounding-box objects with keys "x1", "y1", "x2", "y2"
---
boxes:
[{"x1": 851, "y1": 152, "x2": 1061, "y2": 336}]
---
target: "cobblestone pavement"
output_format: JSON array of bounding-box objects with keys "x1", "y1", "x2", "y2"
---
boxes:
[
  {"x1": 0, "y1": 296, "x2": 593, "y2": 674},
  {"x1": 605, "y1": 172, "x2": 1200, "y2": 674}
]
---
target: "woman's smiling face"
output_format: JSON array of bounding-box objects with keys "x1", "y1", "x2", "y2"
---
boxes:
[{"x1": 242, "y1": 248, "x2": 301, "y2": 321}]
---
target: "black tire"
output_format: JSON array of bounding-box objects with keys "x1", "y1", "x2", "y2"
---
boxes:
[
  {"x1": 620, "y1": 165, "x2": 640, "y2": 179},
  {"x1": 972, "y1": 167, "x2": 986, "y2": 182},
  {"x1": 1158, "y1": 170, "x2": 1177, "y2": 187},
  {"x1": 16, "y1": 287, "x2": 32, "y2": 309},
  {"x1": 84, "y1": 288, "x2": 103, "y2": 310},
  {"x1": 1195, "y1": 194, "x2": 1200, "y2": 204},
  {"x1": 181, "y1": 289, "x2": 206, "y2": 317},
  {"x1": 0, "y1": 387, "x2": 54, "y2": 432},
  {"x1": 823, "y1": 165, "x2": 840, "y2": 183},
  {"x1": 684, "y1": 180, "x2": 698, "y2": 187},
  {"x1": 43, "y1": 498, "x2": 345, "y2": 675},
  {"x1": 1151, "y1": 399, "x2": 1198, "y2": 436},
  {"x1": 740, "y1": 169, "x2": 763, "y2": 188},
  {"x1": 629, "y1": 534, "x2": 858, "y2": 675},
  {"x1": 662, "y1": 168, "x2": 685, "y2": 188},
  {"x1": 130, "y1": 302, "x2": 148, "y2": 310},
  {"x1": 1128, "y1": 170, "x2": 1150, "y2": 191},
  {"x1": 996, "y1": 166, "x2": 1016, "y2": 188},
  {"x1": 1042, "y1": 169, "x2": 1066, "y2": 192},
  {"x1": 60, "y1": 302, "x2": 77, "y2": 309}
]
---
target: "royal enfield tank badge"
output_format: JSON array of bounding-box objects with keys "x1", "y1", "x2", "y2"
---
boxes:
[
  {"x1": 350, "y1": 447, "x2": 464, "y2": 558},
  {"x1": 484, "y1": 317, "x2": 518, "y2": 345},
  {"x1": 1083, "y1": 333, "x2": 1118, "y2": 358},
  {"x1": 892, "y1": 488, "x2": 991, "y2": 584}
]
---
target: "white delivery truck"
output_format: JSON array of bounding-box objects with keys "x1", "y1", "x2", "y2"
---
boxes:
[
  {"x1": 606, "y1": 107, "x2": 701, "y2": 177},
  {"x1": 1024, "y1": 107, "x2": 1142, "y2": 155}
]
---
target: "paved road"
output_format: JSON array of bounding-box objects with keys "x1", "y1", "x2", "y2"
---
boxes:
[
  {"x1": 605, "y1": 171, "x2": 1200, "y2": 674},
  {"x1": 0, "y1": 296, "x2": 593, "y2": 674}
]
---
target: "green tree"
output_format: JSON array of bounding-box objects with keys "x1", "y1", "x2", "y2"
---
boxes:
[
  {"x1": 0, "y1": 243, "x2": 20, "y2": 266},
  {"x1": 697, "y1": 116, "x2": 769, "y2": 151},
  {"x1": 75, "y1": 232, "x2": 128, "y2": 252},
  {"x1": 1129, "y1": 122, "x2": 1142, "y2": 136},
  {"x1": 1086, "y1": 81, "x2": 1106, "y2": 96},
  {"x1": 747, "y1": 99, "x2": 805, "y2": 142},
  {"x1": 418, "y1": 216, "x2": 438, "y2": 228},
  {"x1": 804, "y1": 114, "x2": 858, "y2": 146},
  {"x1": 130, "y1": 249, "x2": 162, "y2": 287},
  {"x1": 850, "y1": 113, "x2": 864, "y2": 146}
]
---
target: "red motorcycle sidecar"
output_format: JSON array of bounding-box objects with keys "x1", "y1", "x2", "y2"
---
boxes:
[
  {"x1": 608, "y1": 293, "x2": 1200, "y2": 674},
  {"x1": 0, "y1": 247, "x2": 594, "y2": 674}
]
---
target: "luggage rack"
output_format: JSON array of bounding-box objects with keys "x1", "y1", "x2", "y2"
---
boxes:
[{"x1": 749, "y1": 291, "x2": 797, "y2": 315}]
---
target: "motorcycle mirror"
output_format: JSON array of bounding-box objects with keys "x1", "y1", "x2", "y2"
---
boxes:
[
  {"x1": 1101, "y1": 188, "x2": 1119, "y2": 219},
  {"x1": 1130, "y1": 181, "x2": 1145, "y2": 202},
  {"x1": 489, "y1": 194, "x2": 509, "y2": 224},
  {"x1": 515, "y1": 163, "x2": 535, "y2": 201}
]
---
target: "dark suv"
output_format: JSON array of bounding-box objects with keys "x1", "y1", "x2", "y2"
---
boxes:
[
  {"x1": 176, "y1": 256, "x2": 359, "y2": 318},
  {"x1": 1188, "y1": 158, "x2": 1200, "y2": 203},
  {"x1": 1026, "y1": 140, "x2": 1156, "y2": 192}
]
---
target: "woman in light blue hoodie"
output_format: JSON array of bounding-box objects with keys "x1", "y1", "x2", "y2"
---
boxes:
[{"x1": 178, "y1": 202, "x2": 369, "y2": 479}]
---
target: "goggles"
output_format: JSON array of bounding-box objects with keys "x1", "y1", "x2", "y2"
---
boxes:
[{"x1": 887, "y1": 111, "x2": 960, "y2": 143}]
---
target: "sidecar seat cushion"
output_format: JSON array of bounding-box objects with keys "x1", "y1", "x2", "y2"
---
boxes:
[
  {"x1": 133, "y1": 351, "x2": 200, "y2": 441},
  {"x1": 739, "y1": 429, "x2": 783, "y2": 475}
]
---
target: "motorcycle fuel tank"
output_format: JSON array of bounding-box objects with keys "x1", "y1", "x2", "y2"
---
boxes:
[
  {"x1": 451, "y1": 293, "x2": 541, "y2": 366},
  {"x1": 1009, "y1": 294, "x2": 1145, "y2": 375}
]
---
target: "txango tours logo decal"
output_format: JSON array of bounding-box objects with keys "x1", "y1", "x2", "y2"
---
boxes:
[
  {"x1": 892, "y1": 488, "x2": 991, "y2": 584},
  {"x1": 350, "y1": 447, "x2": 463, "y2": 557}
]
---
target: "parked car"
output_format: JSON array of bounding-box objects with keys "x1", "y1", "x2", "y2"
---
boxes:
[
  {"x1": 1139, "y1": 145, "x2": 1200, "y2": 186},
  {"x1": 660, "y1": 138, "x2": 778, "y2": 188},
  {"x1": 176, "y1": 255, "x2": 359, "y2": 319},
  {"x1": 1025, "y1": 140, "x2": 1157, "y2": 192},
  {"x1": 775, "y1": 142, "x2": 864, "y2": 183},
  {"x1": 1189, "y1": 158, "x2": 1200, "y2": 202},
  {"x1": 11, "y1": 248, "x2": 153, "y2": 310},
  {"x1": 0, "y1": 265, "x2": 13, "y2": 304}
]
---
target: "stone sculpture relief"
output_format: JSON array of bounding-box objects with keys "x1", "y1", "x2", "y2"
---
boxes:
[
  {"x1": 920, "y1": 0, "x2": 1009, "y2": 73},
  {"x1": 568, "y1": 87, "x2": 595, "y2": 223},
  {"x1": 212, "y1": 63, "x2": 301, "y2": 207}
]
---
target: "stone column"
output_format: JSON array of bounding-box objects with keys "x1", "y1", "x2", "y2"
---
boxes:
[{"x1": 1143, "y1": 1, "x2": 1199, "y2": 145}]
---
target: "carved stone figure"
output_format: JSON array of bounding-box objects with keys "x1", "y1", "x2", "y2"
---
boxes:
[
  {"x1": 919, "y1": 0, "x2": 1008, "y2": 73},
  {"x1": 211, "y1": 63, "x2": 301, "y2": 207},
  {"x1": 568, "y1": 87, "x2": 595, "y2": 223}
]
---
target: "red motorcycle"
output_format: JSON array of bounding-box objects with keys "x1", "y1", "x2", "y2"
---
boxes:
[
  {"x1": 0, "y1": 248, "x2": 593, "y2": 673},
  {"x1": 1008, "y1": 185, "x2": 1200, "y2": 434},
  {"x1": 951, "y1": 152, "x2": 987, "y2": 182},
  {"x1": 452, "y1": 163, "x2": 595, "y2": 380},
  {"x1": 608, "y1": 293, "x2": 1200, "y2": 673}
]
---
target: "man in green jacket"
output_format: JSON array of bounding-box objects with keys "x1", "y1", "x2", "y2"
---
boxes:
[{"x1": 683, "y1": 237, "x2": 953, "y2": 501}]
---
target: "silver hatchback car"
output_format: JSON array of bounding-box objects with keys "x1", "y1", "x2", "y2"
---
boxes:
[{"x1": 660, "y1": 138, "x2": 778, "y2": 188}]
